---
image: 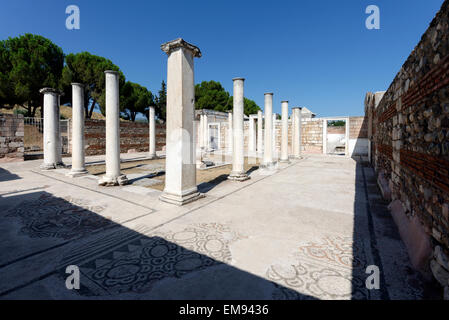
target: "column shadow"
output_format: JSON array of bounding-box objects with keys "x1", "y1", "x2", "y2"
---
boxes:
[{"x1": 0, "y1": 191, "x2": 316, "y2": 300}]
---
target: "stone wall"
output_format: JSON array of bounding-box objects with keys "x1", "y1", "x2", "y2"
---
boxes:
[
  {"x1": 302, "y1": 118, "x2": 323, "y2": 153},
  {"x1": 367, "y1": 0, "x2": 449, "y2": 294},
  {"x1": 0, "y1": 114, "x2": 24, "y2": 162},
  {"x1": 79, "y1": 119, "x2": 166, "y2": 156}
]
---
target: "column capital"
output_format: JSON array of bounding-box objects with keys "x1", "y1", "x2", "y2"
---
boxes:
[
  {"x1": 264, "y1": 92, "x2": 274, "y2": 96},
  {"x1": 232, "y1": 77, "x2": 245, "y2": 82},
  {"x1": 39, "y1": 87, "x2": 64, "y2": 96},
  {"x1": 292, "y1": 106, "x2": 302, "y2": 109},
  {"x1": 104, "y1": 70, "x2": 119, "y2": 75},
  {"x1": 161, "y1": 38, "x2": 202, "y2": 58},
  {"x1": 71, "y1": 83, "x2": 85, "y2": 88}
]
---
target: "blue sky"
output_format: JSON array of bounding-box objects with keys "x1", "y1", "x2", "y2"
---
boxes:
[{"x1": 0, "y1": 0, "x2": 444, "y2": 117}]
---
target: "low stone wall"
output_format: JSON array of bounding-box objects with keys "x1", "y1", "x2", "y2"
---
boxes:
[
  {"x1": 78, "y1": 119, "x2": 166, "y2": 156},
  {"x1": 0, "y1": 114, "x2": 24, "y2": 162},
  {"x1": 366, "y1": 0, "x2": 449, "y2": 295}
]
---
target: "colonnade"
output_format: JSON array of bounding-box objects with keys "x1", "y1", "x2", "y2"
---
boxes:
[{"x1": 40, "y1": 38, "x2": 302, "y2": 206}]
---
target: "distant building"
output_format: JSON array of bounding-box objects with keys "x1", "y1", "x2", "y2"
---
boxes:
[{"x1": 301, "y1": 107, "x2": 316, "y2": 118}]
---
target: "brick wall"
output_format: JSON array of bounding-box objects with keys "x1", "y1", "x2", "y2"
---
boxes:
[
  {"x1": 0, "y1": 114, "x2": 24, "y2": 162},
  {"x1": 80, "y1": 119, "x2": 166, "y2": 156},
  {"x1": 368, "y1": 0, "x2": 449, "y2": 291}
]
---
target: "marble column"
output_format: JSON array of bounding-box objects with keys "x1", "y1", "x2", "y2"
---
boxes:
[
  {"x1": 228, "y1": 78, "x2": 249, "y2": 181},
  {"x1": 257, "y1": 110, "x2": 263, "y2": 154},
  {"x1": 262, "y1": 93, "x2": 275, "y2": 168},
  {"x1": 292, "y1": 107, "x2": 302, "y2": 159},
  {"x1": 291, "y1": 112, "x2": 296, "y2": 157},
  {"x1": 159, "y1": 38, "x2": 203, "y2": 205},
  {"x1": 67, "y1": 83, "x2": 88, "y2": 177},
  {"x1": 272, "y1": 113, "x2": 277, "y2": 158},
  {"x1": 40, "y1": 88, "x2": 64, "y2": 170},
  {"x1": 98, "y1": 71, "x2": 128, "y2": 186},
  {"x1": 248, "y1": 115, "x2": 257, "y2": 153},
  {"x1": 227, "y1": 112, "x2": 233, "y2": 153},
  {"x1": 322, "y1": 119, "x2": 328, "y2": 154},
  {"x1": 199, "y1": 113, "x2": 204, "y2": 149},
  {"x1": 148, "y1": 106, "x2": 157, "y2": 159},
  {"x1": 280, "y1": 101, "x2": 290, "y2": 163},
  {"x1": 203, "y1": 112, "x2": 209, "y2": 151}
]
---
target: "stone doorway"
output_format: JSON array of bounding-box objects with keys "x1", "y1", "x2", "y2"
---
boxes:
[{"x1": 322, "y1": 118, "x2": 349, "y2": 156}]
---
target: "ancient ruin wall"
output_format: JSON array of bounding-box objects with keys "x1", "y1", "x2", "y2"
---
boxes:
[
  {"x1": 370, "y1": 0, "x2": 449, "y2": 283},
  {"x1": 81, "y1": 119, "x2": 166, "y2": 156},
  {"x1": 0, "y1": 114, "x2": 24, "y2": 162}
]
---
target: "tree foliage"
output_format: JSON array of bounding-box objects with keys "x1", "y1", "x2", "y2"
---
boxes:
[
  {"x1": 0, "y1": 34, "x2": 64, "y2": 116},
  {"x1": 61, "y1": 52, "x2": 125, "y2": 118},
  {"x1": 154, "y1": 80, "x2": 167, "y2": 121},
  {"x1": 121, "y1": 81, "x2": 154, "y2": 122},
  {"x1": 195, "y1": 80, "x2": 260, "y2": 116},
  {"x1": 195, "y1": 81, "x2": 232, "y2": 112}
]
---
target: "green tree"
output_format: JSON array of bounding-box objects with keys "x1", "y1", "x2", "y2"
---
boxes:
[
  {"x1": 329, "y1": 120, "x2": 345, "y2": 127},
  {"x1": 195, "y1": 80, "x2": 260, "y2": 115},
  {"x1": 0, "y1": 34, "x2": 64, "y2": 116},
  {"x1": 121, "y1": 81, "x2": 154, "y2": 122},
  {"x1": 61, "y1": 52, "x2": 125, "y2": 118},
  {"x1": 154, "y1": 80, "x2": 167, "y2": 121},
  {"x1": 195, "y1": 80, "x2": 232, "y2": 112},
  {"x1": 227, "y1": 96, "x2": 261, "y2": 116}
]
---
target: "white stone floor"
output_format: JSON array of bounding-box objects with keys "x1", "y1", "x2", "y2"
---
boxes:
[{"x1": 0, "y1": 153, "x2": 437, "y2": 299}]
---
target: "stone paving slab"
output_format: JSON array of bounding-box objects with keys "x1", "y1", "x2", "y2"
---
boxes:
[{"x1": 0, "y1": 154, "x2": 437, "y2": 299}]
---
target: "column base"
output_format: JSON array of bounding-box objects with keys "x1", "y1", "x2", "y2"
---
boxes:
[
  {"x1": 260, "y1": 161, "x2": 278, "y2": 169},
  {"x1": 148, "y1": 154, "x2": 158, "y2": 160},
  {"x1": 40, "y1": 162, "x2": 66, "y2": 170},
  {"x1": 66, "y1": 169, "x2": 89, "y2": 178},
  {"x1": 98, "y1": 174, "x2": 129, "y2": 187},
  {"x1": 159, "y1": 189, "x2": 204, "y2": 206},
  {"x1": 228, "y1": 171, "x2": 250, "y2": 182},
  {"x1": 279, "y1": 158, "x2": 291, "y2": 164}
]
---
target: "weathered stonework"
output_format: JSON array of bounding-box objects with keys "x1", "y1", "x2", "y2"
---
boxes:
[
  {"x1": 367, "y1": 0, "x2": 449, "y2": 292},
  {"x1": 0, "y1": 114, "x2": 24, "y2": 162},
  {"x1": 78, "y1": 120, "x2": 166, "y2": 156}
]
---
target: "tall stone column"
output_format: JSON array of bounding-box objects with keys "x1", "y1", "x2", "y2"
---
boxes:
[
  {"x1": 227, "y1": 112, "x2": 233, "y2": 153},
  {"x1": 291, "y1": 112, "x2": 296, "y2": 157},
  {"x1": 280, "y1": 101, "x2": 290, "y2": 163},
  {"x1": 203, "y1": 112, "x2": 209, "y2": 151},
  {"x1": 148, "y1": 106, "x2": 157, "y2": 159},
  {"x1": 98, "y1": 71, "x2": 128, "y2": 186},
  {"x1": 257, "y1": 110, "x2": 263, "y2": 154},
  {"x1": 248, "y1": 115, "x2": 256, "y2": 153},
  {"x1": 292, "y1": 107, "x2": 302, "y2": 159},
  {"x1": 322, "y1": 119, "x2": 328, "y2": 154},
  {"x1": 40, "y1": 88, "x2": 64, "y2": 170},
  {"x1": 199, "y1": 113, "x2": 204, "y2": 149},
  {"x1": 228, "y1": 78, "x2": 249, "y2": 181},
  {"x1": 272, "y1": 113, "x2": 277, "y2": 158},
  {"x1": 262, "y1": 93, "x2": 275, "y2": 168},
  {"x1": 68, "y1": 83, "x2": 88, "y2": 177},
  {"x1": 160, "y1": 38, "x2": 203, "y2": 205}
]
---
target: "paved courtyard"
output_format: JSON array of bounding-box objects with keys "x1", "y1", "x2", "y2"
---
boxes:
[{"x1": 0, "y1": 153, "x2": 436, "y2": 299}]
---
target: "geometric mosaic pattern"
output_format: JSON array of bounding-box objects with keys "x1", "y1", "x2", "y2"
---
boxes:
[
  {"x1": 60, "y1": 223, "x2": 246, "y2": 296},
  {"x1": 6, "y1": 194, "x2": 109, "y2": 240},
  {"x1": 267, "y1": 236, "x2": 370, "y2": 300}
]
